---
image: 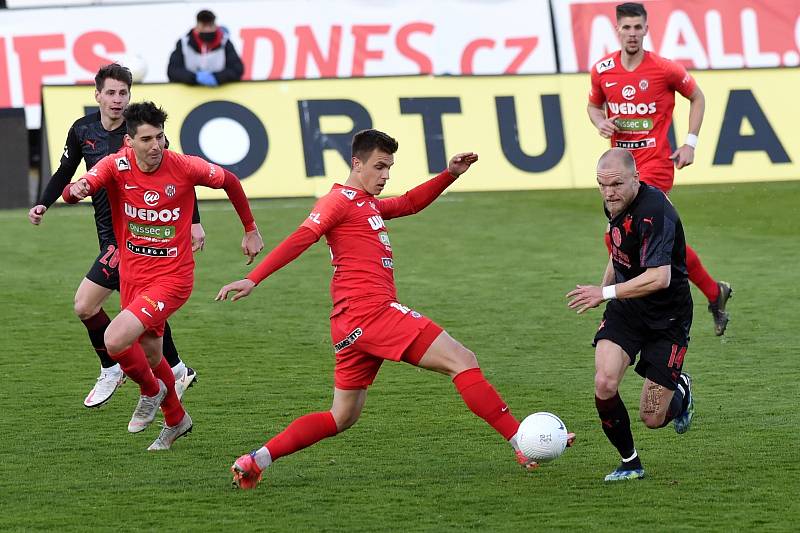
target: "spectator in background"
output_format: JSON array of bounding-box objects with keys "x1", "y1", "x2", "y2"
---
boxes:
[{"x1": 168, "y1": 9, "x2": 243, "y2": 86}]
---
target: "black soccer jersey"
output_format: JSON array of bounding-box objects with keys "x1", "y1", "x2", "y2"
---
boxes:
[
  {"x1": 39, "y1": 112, "x2": 124, "y2": 245},
  {"x1": 38, "y1": 112, "x2": 200, "y2": 247},
  {"x1": 606, "y1": 183, "x2": 692, "y2": 328}
]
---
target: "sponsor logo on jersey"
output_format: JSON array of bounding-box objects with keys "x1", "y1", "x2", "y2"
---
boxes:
[
  {"x1": 308, "y1": 212, "x2": 321, "y2": 224},
  {"x1": 334, "y1": 327, "x2": 362, "y2": 353},
  {"x1": 341, "y1": 189, "x2": 357, "y2": 200},
  {"x1": 124, "y1": 184, "x2": 138, "y2": 189},
  {"x1": 356, "y1": 201, "x2": 365, "y2": 207},
  {"x1": 639, "y1": 79, "x2": 649, "y2": 91},
  {"x1": 614, "y1": 138, "x2": 656, "y2": 150},
  {"x1": 208, "y1": 164, "x2": 217, "y2": 178},
  {"x1": 143, "y1": 190, "x2": 160, "y2": 206},
  {"x1": 367, "y1": 214, "x2": 385, "y2": 231},
  {"x1": 622, "y1": 85, "x2": 636, "y2": 100},
  {"x1": 165, "y1": 184, "x2": 176, "y2": 197},
  {"x1": 614, "y1": 117, "x2": 654, "y2": 132},
  {"x1": 128, "y1": 222, "x2": 175, "y2": 240},
  {"x1": 612, "y1": 226, "x2": 622, "y2": 247},
  {"x1": 115, "y1": 157, "x2": 130, "y2": 171},
  {"x1": 378, "y1": 231, "x2": 391, "y2": 250},
  {"x1": 126, "y1": 240, "x2": 178, "y2": 258},
  {"x1": 596, "y1": 58, "x2": 615, "y2": 73},
  {"x1": 84, "y1": 139, "x2": 97, "y2": 150},
  {"x1": 390, "y1": 302, "x2": 411, "y2": 314},
  {"x1": 125, "y1": 203, "x2": 181, "y2": 222},
  {"x1": 63, "y1": 146, "x2": 69, "y2": 159},
  {"x1": 381, "y1": 257, "x2": 393, "y2": 269},
  {"x1": 604, "y1": 81, "x2": 618, "y2": 88},
  {"x1": 607, "y1": 102, "x2": 657, "y2": 115}
]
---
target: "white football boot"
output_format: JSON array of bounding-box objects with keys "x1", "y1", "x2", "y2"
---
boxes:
[
  {"x1": 83, "y1": 364, "x2": 125, "y2": 408},
  {"x1": 173, "y1": 367, "x2": 197, "y2": 401},
  {"x1": 127, "y1": 379, "x2": 167, "y2": 433},
  {"x1": 148, "y1": 412, "x2": 193, "y2": 451}
]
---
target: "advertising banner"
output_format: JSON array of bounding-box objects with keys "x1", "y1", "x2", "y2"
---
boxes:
[
  {"x1": 553, "y1": 0, "x2": 800, "y2": 73},
  {"x1": 1, "y1": 0, "x2": 556, "y2": 128},
  {"x1": 42, "y1": 69, "x2": 799, "y2": 201}
]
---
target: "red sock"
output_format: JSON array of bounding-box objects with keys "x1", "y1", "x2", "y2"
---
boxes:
[
  {"x1": 152, "y1": 356, "x2": 185, "y2": 426},
  {"x1": 686, "y1": 244, "x2": 719, "y2": 302},
  {"x1": 266, "y1": 411, "x2": 338, "y2": 461},
  {"x1": 108, "y1": 342, "x2": 159, "y2": 396},
  {"x1": 453, "y1": 368, "x2": 520, "y2": 440}
]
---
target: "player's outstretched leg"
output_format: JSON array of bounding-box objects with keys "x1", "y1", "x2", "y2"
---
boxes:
[
  {"x1": 232, "y1": 409, "x2": 343, "y2": 489},
  {"x1": 148, "y1": 412, "x2": 193, "y2": 451},
  {"x1": 597, "y1": 394, "x2": 644, "y2": 482},
  {"x1": 707, "y1": 281, "x2": 733, "y2": 336}
]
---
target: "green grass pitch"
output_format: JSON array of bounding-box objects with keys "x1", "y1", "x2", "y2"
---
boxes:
[{"x1": 1, "y1": 181, "x2": 798, "y2": 531}]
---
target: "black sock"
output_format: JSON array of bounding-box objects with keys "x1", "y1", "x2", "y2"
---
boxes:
[
  {"x1": 664, "y1": 385, "x2": 686, "y2": 424},
  {"x1": 81, "y1": 309, "x2": 116, "y2": 368},
  {"x1": 162, "y1": 321, "x2": 181, "y2": 368},
  {"x1": 595, "y1": 392, "x2": 637, "y2": 460}
]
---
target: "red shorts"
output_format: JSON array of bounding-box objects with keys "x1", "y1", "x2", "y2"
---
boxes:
[
  {"x1": 330, "y1": 301, "x2": 443, "y2": 390},
  {"x1": 120, "y1": 279, "x2": 192, "y2": 336},
  {"x1": 639, "y1": 163, "x2": 674, "y2": 193}
]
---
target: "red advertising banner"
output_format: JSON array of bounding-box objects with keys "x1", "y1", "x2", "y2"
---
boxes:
[{"x1": 553, "y1": 0, "x2": 800, "y2": 72}]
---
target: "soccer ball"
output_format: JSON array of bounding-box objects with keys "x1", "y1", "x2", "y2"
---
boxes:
[
  {"x1": 517, "y1": 412, "x2": 569, "y2": 463},
  {"x1": 119, "y1": 53, "x2": 148, "y2": 83}
]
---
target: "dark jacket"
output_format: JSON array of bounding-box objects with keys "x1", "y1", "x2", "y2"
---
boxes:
[{"x1": 167, "y1": 27, "x2": 244, "y2": 85}]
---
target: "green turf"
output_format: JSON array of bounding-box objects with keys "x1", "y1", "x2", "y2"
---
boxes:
[{"x1": 2, "y1": 181, "x2": 799, "y2": 531}]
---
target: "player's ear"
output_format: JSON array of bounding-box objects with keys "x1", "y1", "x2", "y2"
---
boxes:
[
  {"x1": 351, "y1": 156, "x2": 361, "y2": 171},
  {"x1": 124, "y1": 134, "x2": 133, "y2": 147},
  {"x1": 94, "y1": 89, "x2": 101, "y2": 104}
]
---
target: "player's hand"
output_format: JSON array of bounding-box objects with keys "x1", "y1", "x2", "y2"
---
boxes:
[
  {"x1": 216, "y1": 279, "x2": 256, "y2": 302},
  {"x1": 69, "y1": 178, "x2": 91, "y2": 200},
  {"x1": 191, "y1": 223, "x2": 206, "y2": 252},
  {"x1": 669, "y1": 145, "x2": 695, "y2": 169},
  {"x1": 448, "y1": 152, "x2": 479, "y2": 177},
  {"x1": 566, "y1": 285, "x2": 605, "y2": 314},
  {"x1": 597, "y1": 115, "x2": 619, "y2": 138},
  {"x1": 242, "y1": 228, "x2": 264, "y2": 265},
  {"x1": 28, "y1": 205, "x2": 47, "y2": 225}
]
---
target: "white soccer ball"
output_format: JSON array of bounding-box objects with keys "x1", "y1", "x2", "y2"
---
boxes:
[
  {"x1": 517, "y1": 412, "x2": 569, "y2": 463},
  {"x1": 119, "y1": 53, "x2": 148, "y2": 83}
]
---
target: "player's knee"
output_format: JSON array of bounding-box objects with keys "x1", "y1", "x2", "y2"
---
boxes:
[
  {"x1": 73, "y1": 297, "x2": 100, "y2": 320},
  {"x1": 331, "y1": 408, "x2": 361, "y2": 432},
  {"x1": 103, "y1": 329, "x2": 129, "y2": 356},
  {"x1": 594, "y1": 373, "x2": 620, "y2": 399}
]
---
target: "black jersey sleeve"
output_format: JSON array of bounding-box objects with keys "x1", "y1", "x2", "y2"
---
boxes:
[
  {"x1": 639, "y1": 209, "x2": 675, "y2": 268},
  {"x1": 38, "y1": 125, "x2": 83, "y2": 207},
  {"x1": 192, "y1": 190, "x2": 201, "y2": 223}
]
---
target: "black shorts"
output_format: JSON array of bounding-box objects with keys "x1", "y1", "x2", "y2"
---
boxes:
[
  {"x1": 85, "y1": 240, "x2": 120, "y2": 291},
  {"x1": 593, "y1": 302, "x2": 692, "y2": 390}
]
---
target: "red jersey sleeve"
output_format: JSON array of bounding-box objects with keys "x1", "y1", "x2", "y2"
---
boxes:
[
  {"x1": 378, "y1": 170, "x2": 457, "y2": 220},
  {"x1": 182, "y1": 154, "x2": 225, "y2": 188},
  {"x1": 300, "y1": 192, "x2": 348, "y2": 238},
  {"x1": 588, "y1": 66, "x2": 606, "y2": 107},
  {"x1": 664, "y1": 60, "x2": 697, "y2": 98},
  {"x1": 62, "y1": 154, "x2": 117, "y2": 202}
]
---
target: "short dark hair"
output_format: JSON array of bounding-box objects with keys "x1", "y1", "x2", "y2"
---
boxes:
[
  {"x1": 616, "y1": 2, "x2": 647, "y2": 21},
  {"x1": 197, "y1": 9, "x2": 216, "y2": 24},
  {"x1": 95, "y1": 63, "x2": 132, "y2": 92},
  {"x1": 351, "y1": 129, "x2": 398, "y2": 163},
  {"x1": 124, "y1": 101, "x2": 168, "y2": 137}
]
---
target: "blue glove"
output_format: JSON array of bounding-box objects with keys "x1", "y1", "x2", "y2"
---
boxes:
[{"x1": 195, "y1": 71, "x2": 218, "y2": 86}]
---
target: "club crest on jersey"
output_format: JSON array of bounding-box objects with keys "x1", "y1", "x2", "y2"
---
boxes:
[
  {"x1": 165, "y1": 184, "x2": 176, "y2": 197},
  {"x1": 622, "y1": 85, "x2": 636, "y2": 100},
  {"x1": 639, "y1": 79, "x2": 649, "y2": 91},
  {"x1": 341, "y1": 189, "x2": 357, "y2": 200},
  {"x1": 611, "y1": 226, "x2": 622, "y2": 247},
  {"x1": 116, "y1": 157, "x2": 131, "y2": 171},
  {"x1": 596, "y1": 58, "x2": 615, "y2": 73},
  {"x1": 143, "y1": 190, "x2": 160, "y2": 206}
]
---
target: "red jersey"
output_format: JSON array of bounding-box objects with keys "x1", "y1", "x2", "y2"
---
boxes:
[
  {"x1": 589, "y1": 50, "x2": 697, "y2": 192},
  {"x1": 78, "y1": 147, "x2": 225, "y2": 286},
  {"x1": 301, "y1": 184, "x2": 409, "y2": 314}
]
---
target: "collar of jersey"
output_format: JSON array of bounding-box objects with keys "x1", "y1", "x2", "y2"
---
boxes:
[{"x1": 331, "y1": 183, "x2": 372, "y2": 199}]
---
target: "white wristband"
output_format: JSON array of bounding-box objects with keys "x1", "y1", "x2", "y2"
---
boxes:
[
  {"x1": 685, "y1": 134, "x2": 698, "y2": 148},
  {"x1": 602, "y1": 285, "x2": 617, "y2": 300}
]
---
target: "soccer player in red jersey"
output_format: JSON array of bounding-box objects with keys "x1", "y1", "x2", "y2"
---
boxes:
[
  {"x1": 587, "y1": 2, "x2": 733, "y2": 336},
  {"x1": 63, "y1": 102, "x2": 264, "y2": 450},
  {"x1": 217, "y1": 129, "x2": 573, "y2": 489}
]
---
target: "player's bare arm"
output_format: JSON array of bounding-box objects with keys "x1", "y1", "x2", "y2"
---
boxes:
[
  {"x1": 588, "y1": 104, "x2": 619, "y2": 139},
  {"x1": 448, "y1": 152, "x2": 479, "y2": 176},
  {"x1": 600, "y1": 256, "x2": 615, "y2": 287},
  {"x1": 567, "y1": 265, "x2": 670, "y2": 314},
  {"x1": 670, "y1": 87, "x2": 705, "y2": 169},
  {"x1": 191, "y1": 223, "x2": 206, "y2": 252}
]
